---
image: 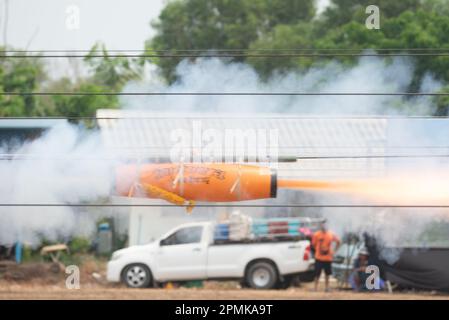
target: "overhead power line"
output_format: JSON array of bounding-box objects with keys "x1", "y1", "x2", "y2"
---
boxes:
[
  {"x1": 0, "y1": 92, "x2": 447, "y2": 96},
  {"x1": 1, "y1": 115, "x2": 449, "y2": 120},
  {"x1": 6, "y1": 48, "x2": 449, "y2": 52},
  {"x1": 0, "y1": 153, "x2": 448, "y2": 161},
  {"x1": 0, "y1": 203, "x2": 448, "y2": 208},
  {"x1": 3, "y1": 53, "x2": 449, "y2": 58},
  {"x1": 3, "y1": 48, "x2": 449, "y2": 58}
]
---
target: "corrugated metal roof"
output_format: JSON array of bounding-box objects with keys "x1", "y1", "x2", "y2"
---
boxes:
[
  {"x1": 0, "y1": 119, "x2": 66, "y2": 129},
  {"x1": 97, "y1": 109, "x2": 388, "y2": 178}
]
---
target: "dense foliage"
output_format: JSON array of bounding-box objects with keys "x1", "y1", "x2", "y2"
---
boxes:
[
  {"x1": 0, "y1": 43, "x2": 141, "y2": 118},
  {"x1": 2, "y1": 0, "x2": 449, "y2": 117}
]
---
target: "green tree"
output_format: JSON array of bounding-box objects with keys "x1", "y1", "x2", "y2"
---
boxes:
[
  {"x1": 49, "y1": 81, "x2": 119, "y2": 119},
  {"x1": 434, "y1": 84, "x2": 449, "y2": 115},
  {"x1": 247, "y1": 23, "x2": 316, "y2": 79},
  {"x1": 321, "y1": 0, "x2": 420, "y2": 30},
  {"x1": 247, "y1": 1, "x2": 449, "y2": 91},
  {"x1": 84, "y1": 42, "x2": 142, "y2": 90},
  {"x1": 148, "y1": 0, "x2": 316, "y2": 82},
  {"x1": 0, "y1": 53, "x2": 46, "y2": 116},
  {"x1": 0, "y1": 43, "x2": 141, "y2": 118},
  {"x1": 314, "y1": 8, "x2": 449, "y2": 89},
  {"x1": 45, "y1": 43, "x2": 142, "y2": 120}
]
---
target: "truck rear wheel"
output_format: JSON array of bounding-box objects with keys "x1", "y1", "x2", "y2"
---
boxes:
[
  {"x1": 122, "y1": 264, "x2": 152, "y2": 288},
  {"x1": 246, "y1": 261, "x2": 278, "y2": 290}
]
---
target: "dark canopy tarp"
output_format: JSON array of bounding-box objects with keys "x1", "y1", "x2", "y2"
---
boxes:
[
  {"x1": 382, "y1": 248, "x2": 449, "y2": 291},
  {"x1": 365, "y1": 236, "x2": 449, "y2": 292}
]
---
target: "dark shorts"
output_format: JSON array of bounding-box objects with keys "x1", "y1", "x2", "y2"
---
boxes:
[{"x1": 315, "y1": 260, "x2": 332, "y2": 277}]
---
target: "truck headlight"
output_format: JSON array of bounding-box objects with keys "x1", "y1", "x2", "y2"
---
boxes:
[{"x1": 111, "y1": 252, "x2": 122, "y2": 261}]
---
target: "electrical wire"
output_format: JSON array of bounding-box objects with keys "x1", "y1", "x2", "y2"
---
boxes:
[
  {"x1": 3, "y1": 48, "x2": 449, "y2": 58},
  {"x1": 4, "y1": 53, "x2": 449, "y2": 58},
  {"x1": 0, "y1": 153, "x2": 448, "y2": 161},
  {"x1": 7, "y1": 48, "x2": 449, "y2": 52},
  {"x1": 1, "y1": 116, "x2": 449, "y2": 120},
  {"x1": 0, "y1": 203, "x2": 447, "y2": 208},
  {"x1": 0, "y1": 92, "x2": 447, "y2": 96}
]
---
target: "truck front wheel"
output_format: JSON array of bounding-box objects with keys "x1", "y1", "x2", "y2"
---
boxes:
[
  {"x1": 245, "y1": 262, "x2": 278, "y2": 290},
  {"x1": 122, "y1": 264, "x2": 152, "y2": 288}
]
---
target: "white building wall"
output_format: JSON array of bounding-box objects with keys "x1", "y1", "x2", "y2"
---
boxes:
[{"x1": 128, "y1": 199, "x2": 221, "y2": 245}]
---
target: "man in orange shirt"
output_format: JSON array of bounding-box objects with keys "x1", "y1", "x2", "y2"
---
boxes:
[{"x1": 312, "y1": 220, "x2": 340, "y2": 292}]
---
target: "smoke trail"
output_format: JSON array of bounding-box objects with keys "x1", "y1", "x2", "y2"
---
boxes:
[
  {"x1": 122, "y1": 56, "x2": 440, "y2": 115},
  {"x1": 2, "y1": 55, "x2": 448, "y2": 256},
  {"x1": 121, "y1": 56, "x2": 449, "y2": 258},
  {"x1": 0, "y1": 122, "x2": 116, "y2": 246}
]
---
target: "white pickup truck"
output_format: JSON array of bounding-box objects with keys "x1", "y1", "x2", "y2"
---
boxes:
[{"x1": 107, "y1": 221, "x2": 314, "y2": 289}]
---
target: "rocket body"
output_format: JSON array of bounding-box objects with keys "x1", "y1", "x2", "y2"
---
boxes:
[{"x1": 115, "y1": 163, "x2": 277, "y2": 202}]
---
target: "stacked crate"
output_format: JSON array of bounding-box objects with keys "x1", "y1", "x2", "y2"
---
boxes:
[
  {"x1": 228, "y1": 213, "x2": 252, "y2": 241},
  {"x1": 252, "y1": 218, "x2": 301, "y2": 238},
  {"x1": 213, "y1": 216, "x2": 324, "y2": 242},
  {"x1": 214, "y1": 223, "x2": 230, "y2": 241},
  {"x1": 213, "y1": 212, "x2": 252, "y2": 242}
]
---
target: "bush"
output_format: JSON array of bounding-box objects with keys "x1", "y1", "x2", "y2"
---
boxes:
[{"x1": 69, "y1": 237, "x2": 91, "y2": 254}]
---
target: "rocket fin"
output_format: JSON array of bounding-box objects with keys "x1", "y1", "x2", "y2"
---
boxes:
[{"x1": 139, "y1": 182, "x2": 195, "y2": 213}]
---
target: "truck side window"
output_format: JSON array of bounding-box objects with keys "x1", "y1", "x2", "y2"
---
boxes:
[{"x1": 163, "y1": 226, "x2": 203, "y2": 245}]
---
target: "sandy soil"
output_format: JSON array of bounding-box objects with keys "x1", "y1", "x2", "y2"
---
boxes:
[
  {"x1": 0, "y1": 282, "x2": 447, "y2": 300},
  {"x1": 0, "y1": 261, "x2": 447, "y2": 300}
]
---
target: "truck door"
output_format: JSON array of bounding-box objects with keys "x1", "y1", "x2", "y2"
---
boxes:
[{"x1": 155, "y1": 226, "x2": 207, "y2": 281}]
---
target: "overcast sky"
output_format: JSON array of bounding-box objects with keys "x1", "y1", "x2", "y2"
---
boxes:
[
  {"x1": 2, "y1": 0, "x2": 330, "y2": 51},
  {"x1": 0, "y1": 0, "x2": 330, "y2": 77},
  {"x1": 0, "y1": 0, "x2": 165, "y2": 50}
]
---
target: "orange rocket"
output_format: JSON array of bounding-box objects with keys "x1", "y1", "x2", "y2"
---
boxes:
[
  {"x1": 116, "y1": 162, "x2": 449, "y2": 212},
  {"x1": 115, "y1": 163, "x2": 277, "y2": 212}
]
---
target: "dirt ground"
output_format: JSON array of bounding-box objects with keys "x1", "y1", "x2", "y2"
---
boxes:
[
  {"x1": 1, "y1": 283, "x2": 448, "y2": 300},
  {"x1": 0, "y1": 261, "x2": 448, "y2": 300}
]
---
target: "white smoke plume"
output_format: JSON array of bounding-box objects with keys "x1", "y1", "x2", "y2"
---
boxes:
[
  {"x1": 0, "y1": 123, "x2": 116, "y2": 246},
  {"x1": 1, "y1": 56, "x2": 448, "y2": 257},
  {"x1": 122, "y1": 56, "x2": 441, "y2": 115},
  {"x1": 122, "y1": 57, "x2": 449, "y2": 258}
]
